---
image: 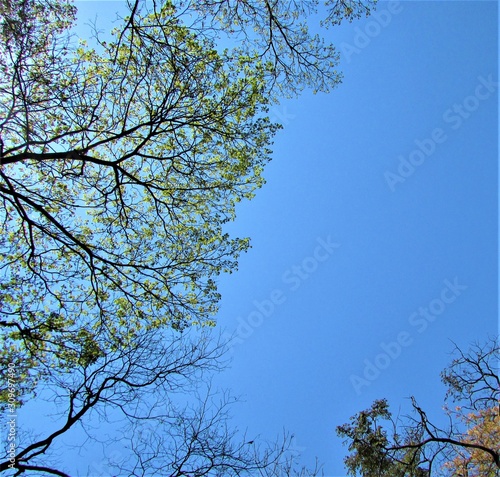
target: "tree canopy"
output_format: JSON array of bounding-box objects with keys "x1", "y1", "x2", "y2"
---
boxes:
[
  {"x1": 0, "y1": 0, "x2": 376, "y2": 406},
  {"x1": 442, "y1": 406, "x2": 500, "y2": 477},
  {"x1": 337, "y1": 339, "x2": 500, "y2": 477},
  {"x1": 0, "y1": 0, "x2": 376, "y2": 474}
]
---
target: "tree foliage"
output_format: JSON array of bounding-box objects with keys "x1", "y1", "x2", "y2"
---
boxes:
[
  {"x1": 0, "y1": 0, "x2": 375, "y2": 406},
  {"x1": 0, "y1": 0, "x2": 376, "y2": 474},
  {"x1": 337, "y1": 339, "x2": 500, "y2": 477},
  {"x1": 442, "y1": 406, "x2": 500, "y2": 477}
]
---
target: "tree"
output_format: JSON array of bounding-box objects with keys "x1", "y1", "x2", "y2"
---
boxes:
[
  {"x1": 336, "y1": 338, "x2": 499, "y2": 477},
  {"x1": 1, "y1": 0, "x2": 376, "y2": 474},
  {"x1": 0, "y1": 326, "x2": 322, "y2": 476},
  {"x1": 442, "y1": 407, "x2": 500, "y2": 477},
  {"x1": 0, "y1": 0, "x2": 375, "y2": 406}
]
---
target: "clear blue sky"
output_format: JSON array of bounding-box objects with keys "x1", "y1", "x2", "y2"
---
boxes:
[
  {"x1": 212, "y1": 2, "x2": 498, "y2": 474},
  {"x1": 63, "y1": 1, "x2": 500, "y2": 475}
]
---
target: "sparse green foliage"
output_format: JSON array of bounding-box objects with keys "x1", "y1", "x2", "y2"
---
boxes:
[
  {"x1": 0, "y1": 0, "x2": 374, "y2": 474},
  {"x1": 323, "y1": 0, "x2": 377, "y2": 26},
  {"x1": 0, "y1": 0, "x2": 374, "y2": 414},
  {"x1": 1, "y1": 0, "x2": 280, "y2": 404},
  {"x1": 337, "y1": 399, "x2": 428, "y2": 477}
]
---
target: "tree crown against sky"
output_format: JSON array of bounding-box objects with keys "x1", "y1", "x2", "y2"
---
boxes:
[
  {"x1": 337, "y1": 338, "x2": 500, "y2": 477},
  {"x1": 0, "y1": 0, "x2": 376, "y2": 474},
  {"x1": 0, "y1": 0, "x2": 376, "y2": 408}
]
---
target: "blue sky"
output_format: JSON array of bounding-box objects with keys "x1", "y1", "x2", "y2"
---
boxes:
[
  {"x1": 212, "y1": 2, "x2": 498, "y2": 474},
  {"x1": 50, "y1": 1, "x2": 499, "y2": 475}
]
